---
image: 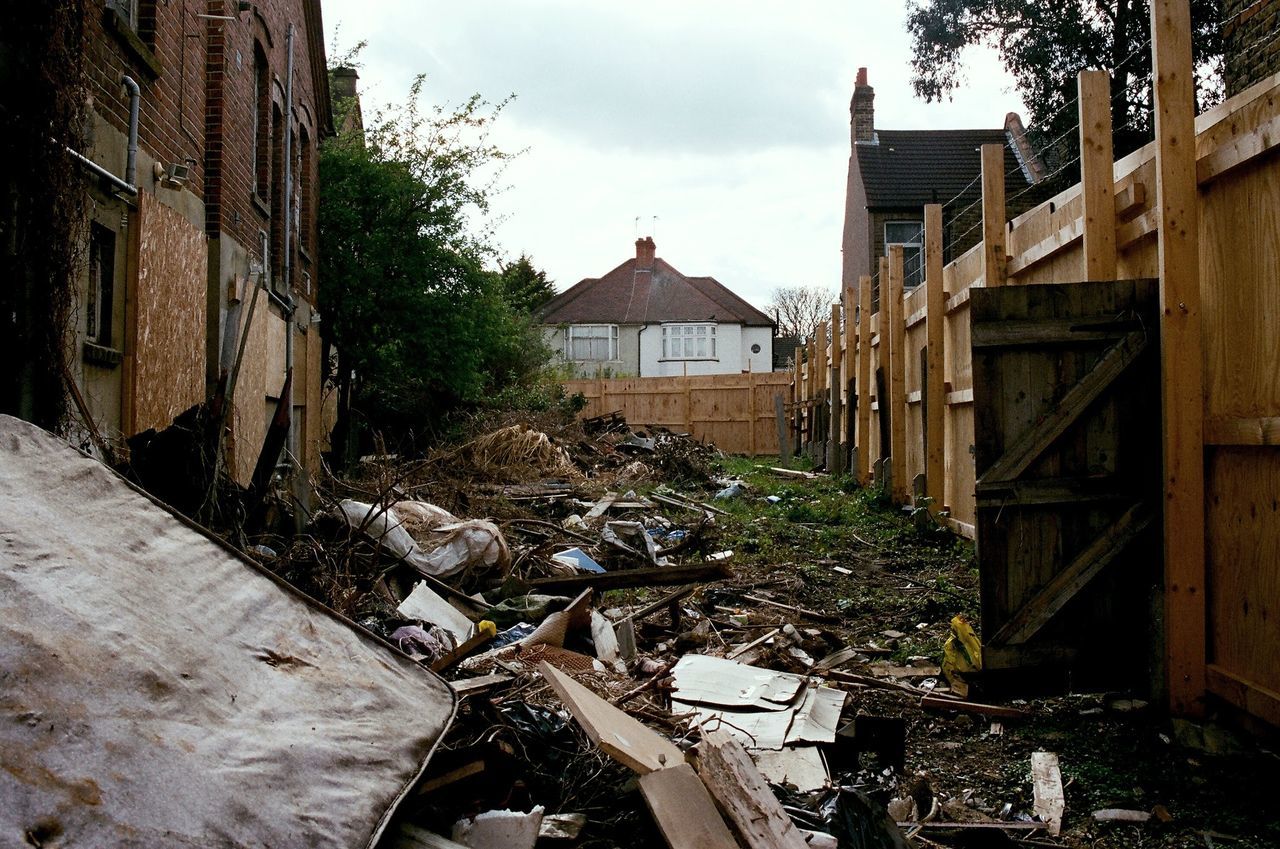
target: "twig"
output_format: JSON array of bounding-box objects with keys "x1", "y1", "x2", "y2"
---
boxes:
[
  {"x1": 611, "y1": 662, "x2": 673, "y2": 707},
  {"x1": 741, "y1": 594, "x2": 838, "y2": 623}
]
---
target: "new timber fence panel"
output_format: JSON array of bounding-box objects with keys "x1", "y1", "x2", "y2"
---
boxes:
[{"x1": 565, "y1": 373, "x2": 791, "y2": 456}]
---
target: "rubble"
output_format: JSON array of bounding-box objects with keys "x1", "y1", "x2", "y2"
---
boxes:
[{"x1": 14, "y1": 407, "x2": 1278, "y2": 849}]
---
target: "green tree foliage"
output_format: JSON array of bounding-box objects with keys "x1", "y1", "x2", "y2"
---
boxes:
[
  {"x1": 498, "y1": 254, "x2": 557, "y2": 314},
  {"x1": 905, "y1": 0, "x2": 1223, "y2": 165},
  {"x1": 319, "y1": 74, "x2": 555, "y2": 460}
]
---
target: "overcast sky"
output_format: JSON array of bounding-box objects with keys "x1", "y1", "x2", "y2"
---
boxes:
[{"x1": 319, "y1": 1, "x2": 1025, "y2": 309}]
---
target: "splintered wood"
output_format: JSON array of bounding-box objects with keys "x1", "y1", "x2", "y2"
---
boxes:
[{"x1": 638, "y1": 763, "x2": 739, "y2": 849}]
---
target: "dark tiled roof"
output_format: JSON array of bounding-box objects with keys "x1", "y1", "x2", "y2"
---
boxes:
[
  {"x1": 856, "y1": 129, "x2": 1031, "y2": 210},
  {"x1": 538, "y1": 257, "x2": 774, "y2": 327}
]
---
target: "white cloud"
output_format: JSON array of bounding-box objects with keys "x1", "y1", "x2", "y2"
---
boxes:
[{"x1": 320, "y1": 0, "x2": 1025, "y2": 309}]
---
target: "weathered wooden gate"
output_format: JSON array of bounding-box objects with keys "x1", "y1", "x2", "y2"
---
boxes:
[{"x1": 972, "y1": 279, "x2": 1161, "y2": 691}]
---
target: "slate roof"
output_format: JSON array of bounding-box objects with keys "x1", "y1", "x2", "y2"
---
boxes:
[
  {"x1": 539, "y1": 256, "x2": 774, "y2": 327},
  {"x1": 856, "y1": 129, "x2": 1031, "y2": 210}
]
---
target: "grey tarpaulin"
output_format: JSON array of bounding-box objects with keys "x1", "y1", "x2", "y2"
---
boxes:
[{"x1": 0, "y1": 416, "x2": 456, "y2": 848}]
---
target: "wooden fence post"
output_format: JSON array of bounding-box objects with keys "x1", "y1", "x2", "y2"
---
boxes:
[
  {"x1": 793, "y1": 344, "x2": 803, "y2": 457},
  {"x1": 981, "y1": 143, "x2": 1008, "y2": 287},
  {"x1": 887, "y1": 245, "x2": 908, "y2": 503},
  {"x1": 1152, "y1": 0, "x2": 1206, "y2": 717},
  {"x1": 924, "y1": 203, "x2": 946, "y2": 512},
  {"x1": 1078, "y1": 69, "x2": 1118, "y2": 280},
  {"x1": 747, "y1": 367, "x2": 757, "y2": 456},
  {"x1": 815, "y1": 320, "x2": 828, "y2": 462},
  {"x1": 829, "y1": 301, "x2": 845, "y2": 475},
  {"x1": 856, "y1": 274, "x2": 873, "y2": 485}
]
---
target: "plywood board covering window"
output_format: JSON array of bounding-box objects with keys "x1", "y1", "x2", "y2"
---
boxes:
[{"x1": 662, "y1": 323, "x2": 716, "y2": 360}]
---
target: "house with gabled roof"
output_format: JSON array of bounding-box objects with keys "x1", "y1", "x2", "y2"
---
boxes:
[
  {"x1": 538, "y1": 237, "x2": 776, "y2": 378},
  {"x1": 841, "y1": 68, "x2": 1047, "y2": 308}
]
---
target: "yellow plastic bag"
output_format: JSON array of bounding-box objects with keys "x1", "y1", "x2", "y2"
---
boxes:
[{"x1": 942, "y1": 615, "x2": 982, "y2": 698}]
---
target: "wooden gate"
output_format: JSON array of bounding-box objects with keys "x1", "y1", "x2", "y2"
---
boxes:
[{"x1": 972, "y1": 279, "x2": 1161, "y2": 691}]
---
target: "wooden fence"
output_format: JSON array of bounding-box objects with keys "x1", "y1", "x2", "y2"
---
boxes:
[
  {"x1": 565, "y1": 371, "x2": 792, "y2": 456},
  {"x1": 793, "y1": 4, "x2": 1280, "y2": 726}
]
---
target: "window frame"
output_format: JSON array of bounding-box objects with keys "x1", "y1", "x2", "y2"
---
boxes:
[
  {"x1": 566, "y1": 324, "x2": 618, "y2": 362},
  {"x1": 86, "y1": 223, "x2": 116, "y2": 347},
  {"x1": 884, "y1": 220, "x2": 925, "y2": 289},
  {"x1": 660, "y1": 322, "x2": 718, "y2": 361}
]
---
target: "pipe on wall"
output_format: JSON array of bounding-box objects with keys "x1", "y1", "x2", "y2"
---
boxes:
[{"x1": 121, "y1": 75, "x2": 140, "y2": 186}]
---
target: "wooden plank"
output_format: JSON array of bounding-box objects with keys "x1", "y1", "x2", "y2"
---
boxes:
[
  {"x1": 1116, "y1": 206, "x2": 1159, "y2": 250},
  {"x1": 946, "y1": 389, "x2": 974, "y2": 405},
  {"x1": 1204, "y1": 416, "x2": 1280, "y2": 445},
  {"x1": 945, "y1": 286, "x2": 972, "y2": 314},
  {"x1": 856, "y1": 273, "x2": 873, "y2": 485},
  {"x1": 450, "y1": 673, "x2": 513, "y2": 697},
  {"x1": 1197, "y1": 111, "x2": 1280, "y2": 185},
  {"x1": 887, "y1": 246, "x2": 908, "y2": 502},
  {"x1": 981, "y1": 143, "x2": 1008, "y2": 287},
  {"x1": 920, "y1": 695, "x2": 1028, "y2": 719},
  {"x1": 775, "y1": 394, "x2": 790, "y2": 462},
  {"x1": 1152, "y1": 0, "x2": 1207, "y2": 718},
  {"x1": 1206, "y1": 664, "x2": 1280, "y2": 729},
  {"x1": 1078, "y1": 69, "x2": 1118, "y2": 281},
  {"x1": 1006, "y1": 218, "x2": 1083, "y2": 277},
  {"x1": 971, "y1": 317, "x2": 1134, "y2": 348},
  {"x1": 1114, "y1": 180, "x2": 1147, "y2": 220},
  {"x1": 975, "y1": 476, "x2": 1130, "y2": 507},
  {"x1": 978, "y1": 331, "x2": 1149, "y2": 485},
  {"x1": 1030, "y1": 752, "x2": 1065, "y2": 836},
  {"x1": 989, "y1": 503, "x2": 1154, "y2": 646},
  {"x1": 696, "y1": 731, "x2": 809, "y2": 849},
  {"x1": 638, "y1": 763, "x2": 740, "y2": 849},
  {"x1": 829, "y1": 301, "x2": 845, "y2": 474},
  {"x1": 539, "y1": 661, "x2": 685, "y2": 774},
  {"x1": 924, "y1": 204, "x2": 946, "y2": 513},
  {"x1": 524, "y1": 562, "x2": 731, "y2": 594}
]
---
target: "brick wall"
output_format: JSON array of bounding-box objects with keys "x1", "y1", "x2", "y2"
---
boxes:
[
  {"x1": 1224, "y1": 0, "x2": 1280, "y2": 96},
  {"x1": 205, "y1": 0, "x2": 325, "y2": 301},
  {"x1": 85, "y1": 0, "x2": 207, "y2": 196}
]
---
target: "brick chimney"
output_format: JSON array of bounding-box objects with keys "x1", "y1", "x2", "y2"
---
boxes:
[
  {"x1": 851, "y1": 67, "x2": 875, "y2": 144},
  {"x1": 635, "y1": 236, "x2": 656, "y2": 270}
]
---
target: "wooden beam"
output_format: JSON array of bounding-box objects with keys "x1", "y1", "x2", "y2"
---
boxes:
[
  {"x1": 1005, "y1": 218, "x2": 1083, "y2": 277},
  {"x1": 887, "y1": 246, "x2": 908, "y2": 502},
  {"x1": 981, "y1": 143, "x2": 1008, "y2": 287},
  {"x1": 638, "y1": 763, "x2": 739, "y2": 849},
  {"x1": 988, "y1": 503, "x2": 1155, "y2": 645},
  {"x1": 856, "y1": 273, "x2": 874, "y2": 485},
  {"x1": 829, "y1": 301, "x2": 845, "y2": 474},
  {"x1": 539, "y1": 661, "x2": 686, "y2": 774},
  {"x1": 1152, "y1": 0, "x2": 1207, "y2": 718},
  {"x1": 1078, "y1": 69, "x2": 1118, "y2": 280},
  {"x1": 978, "y1": 331, "x2": 1149, "y2": 486},
  {"x1": 1197, "y1": 111, "x2": 1280, "y2": 185},
  {"x1": 524, "y1": 562, "x2": 732, "y2": 594},
  {"x1": 924, "y1": 204, "x2": 946, "y2": 513},
  {"x1": 696, "y1": 731, "x2": 809, "y2": 849},
  {"x1": 971, "y1": 317, "x2": 1136, "y2": 348},
  {"x1": 1115, "y1": 180, "x2": 1147, "y2": 220},
  {"x1": 1206, "y1": 664, "x2": 1280, "y2": 729},
  {"x1": 1204, "y1": 415, "x2": 1280, "y2": 445}
]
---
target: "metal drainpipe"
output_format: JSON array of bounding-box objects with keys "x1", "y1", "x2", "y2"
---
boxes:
[
  {"x1": 121, "y1": 75, "x2": 140, "y2": 186},
  {"x1": 281, "y1": 23, "x2": 297, "y2": 471}
]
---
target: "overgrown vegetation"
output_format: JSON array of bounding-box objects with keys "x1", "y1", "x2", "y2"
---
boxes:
[
  {"x1": 0, "y1": 2, "x2": 88, "y2": 430},
  {"x1": 320, "y1": 59, "x2": 568, "y2": 465}
]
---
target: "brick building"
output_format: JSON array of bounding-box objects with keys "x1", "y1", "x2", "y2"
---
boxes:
[
  {"x1": 840, "y1": 69, "x2": 1047, "y2": 310},
  {"x1": 1224, "y1": 0, "x2": 1280, "y2": 96},
  {"x1": 69, "y1": 0, "x2": 332, "y2": 484}
]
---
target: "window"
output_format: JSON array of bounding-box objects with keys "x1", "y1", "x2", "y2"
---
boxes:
[
  {"x1": 253, "y1": 46, "x2": 270, "y2": 200},
  {"x1": 567, "y1": 325, "x2": 617, "y2": 361},
  {"x1": 884, "y1": 220, "x2": 924, "y2": 288},
  {"x1": 298, "y1": 125, "x2": 312, "y2": 255},
  {"x1": 86, "y1": 224, "x2": 116, "y2": 347},
  {"x1": 662, "y1": 324, "x2": 717, "y2": 359}
]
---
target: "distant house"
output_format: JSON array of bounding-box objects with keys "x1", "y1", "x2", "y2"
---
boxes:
[
  {"x1": 840, "y1": 68, "x2": 1046, "y2": 307},
  {"x1": 539, "y1": 238, "x2": 776, "y2": 377}
]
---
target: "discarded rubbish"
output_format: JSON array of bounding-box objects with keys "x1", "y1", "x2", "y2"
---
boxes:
[
  {"x1": 715, "y1": 480, "x2": 746, "y2": 500},
  {"x1": 941, "y1": 615, "x2": 983, "y2": 698},
  {"x1": 551, "y1": 546, "x2": 605, "y2": 573},
  {"x1": 452, "y1": 806, "x2": 545, "y2": 849}
]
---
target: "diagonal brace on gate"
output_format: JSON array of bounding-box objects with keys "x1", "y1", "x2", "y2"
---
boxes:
[
  {"x1": 989, "y1": 502, "x2": 1155, "y2": 646},
  {"x1": 977, "y1": 330, "x2": 1150, "y2": 487}
]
